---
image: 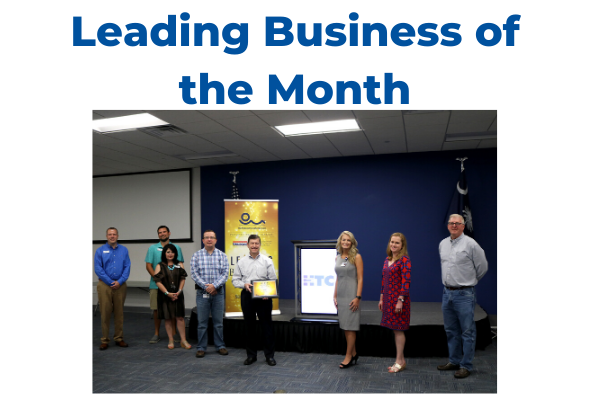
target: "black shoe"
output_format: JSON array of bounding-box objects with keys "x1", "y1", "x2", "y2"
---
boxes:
[
  {"x1": 266, "y1": 357, "x2": 277, "y2": 366},
  {"x1": 437, "y1": 362, "x2": 460, "y2": 371},
  {"x1": 340, "y1": 361, "x2": 353, "y2": 369},
  {"x1": 244, "y1": 357, "x2": 257, "y2": 365},
  {"x1": 352, "y1": 354, "x2": 359, "y2": 365},
  {"x1": 454, "y1": 368, "x2": 471, "y2": 378}
]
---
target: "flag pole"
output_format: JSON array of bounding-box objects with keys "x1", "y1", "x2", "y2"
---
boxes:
[{"x1": 456, "y1": 157, "x2": 468, "y2": 172}]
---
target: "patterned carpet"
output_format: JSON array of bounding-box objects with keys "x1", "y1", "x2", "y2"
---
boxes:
[{"x1": 93, "y1": 309, "x2": 497, "y2": 393}]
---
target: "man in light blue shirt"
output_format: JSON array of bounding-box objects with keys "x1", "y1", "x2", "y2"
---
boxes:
[
  {"x1": 190, "y1": 230, "x2": 229, "y2": 357},
  {"x1": 437, "y1": 214, "x2": 488, "y2": 379},
  {"x1": 94, "y1": 227, "x2": 131, "y2": 350},
  {"x1": 145, "y1": 225, "x2": 185, "y2": 344}
]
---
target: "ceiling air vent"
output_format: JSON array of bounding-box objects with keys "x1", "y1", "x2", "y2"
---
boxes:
[{"x1": 140, "y1": 124, "x2": 189, "y2": 138}]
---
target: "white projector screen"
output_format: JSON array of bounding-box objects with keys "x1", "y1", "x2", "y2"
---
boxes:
[
  {"x1": 93, "y1": 170, "x2": 192, "y2": 242},
  {"x1": 300, "y1": 248, "x2": 338, "y2": 315}
]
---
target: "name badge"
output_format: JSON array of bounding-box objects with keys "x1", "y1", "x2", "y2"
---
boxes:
[
  {"x1": 103, "y1": 251, "x2": 110, "y2": 253},
  {"x1": 203, "y1": 294, "x2": 209, "y2": 298},
  {"x1": 157, "y1": 248, "x2": 163, "y2": 251}
]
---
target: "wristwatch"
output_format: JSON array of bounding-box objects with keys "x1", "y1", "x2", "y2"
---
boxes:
[
  {"x1": 356, "y1": 296, "x2": 362, "y2": 300},
  {"x1": 398, "y1": 297, "x2": 404, "y2": 303}
]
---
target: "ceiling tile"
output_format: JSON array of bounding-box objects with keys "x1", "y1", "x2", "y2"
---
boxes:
[
  {"x1": 131, "y1": 138, "x2": 196, "y2": 155},
  {"x1": 216, "y1": 116, "x2": 272, "y2": 135},
  {"x1": 447, "y1": 110, "x2": 497, "y2": 133},
  {"x1": 325, "y1": 131, "x2": 374, "y2": 156},
  {"x1": 353, "y1": 110, "x2": 402, "y2": 119},
  {"x1": 256, "y1": 111, "x2": 309, "y2": 126},
  {"x1": 215, "y1": 138, "x2": 280, "y2": 162},
  {"x1": 302, "y1": 110, "x2": 355, "y2": 122},
  {"x1": 407, "y1": 127, "x2": 446, "y2": 152},
  {"x1": 179, "y1": 120, "x2": 231, "y2": 135},
  {"x1": 404, "y1": 111, "x2": 450, "y2": 127},
  {"x1": 199, "y1": 131, "x2": 244, "y2": 143},
  {"x1": 159, "y1": 134, "x2": 223, "y2": 153},
  {"x1": 478, "y1": 139, "x2": 498, "y2": 149},
  {"x1": 147, "y1": 110, "x2": 210, "y2": 124},
  {"x1": 488, "y1": 118, "x2": 497, "y2": 131},
  {"x1": 286, "y1": 134, "x2": 341, "y2": 158},
  {"x1": 199, "y1": 110, "x2": 254, "y2": 120},
  {"x1": 252, "y1": 136, "x2": 310, "y2": 160}
]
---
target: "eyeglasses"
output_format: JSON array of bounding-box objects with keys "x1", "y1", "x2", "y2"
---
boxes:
[
  {"x1": 447, "y1": 222, "x2": 464, "y2": 227},
  {"x1": 203, "y1": 236, "x2": 216, "y2": 240}
]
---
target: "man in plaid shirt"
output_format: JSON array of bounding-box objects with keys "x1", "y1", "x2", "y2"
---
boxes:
[{"x1": 190, "y1": 230, "x2": 229, "y2": 358}]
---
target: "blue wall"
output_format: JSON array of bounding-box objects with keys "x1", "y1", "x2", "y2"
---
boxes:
[{"x1": 201, "y1": 148, "x2": 497, "y2": 314}]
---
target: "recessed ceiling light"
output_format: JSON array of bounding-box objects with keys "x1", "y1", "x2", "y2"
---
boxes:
[
  {"x1": 273, "y1": 119, "x2": 361, "y2": 137},
  {"x1": 93, "y1": 113, "x2": 169, "y2": 133}
]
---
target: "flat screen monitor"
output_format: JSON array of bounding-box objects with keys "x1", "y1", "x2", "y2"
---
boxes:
[{"x1": 300, "y1": 248, "x2": 338, "y2": 315}]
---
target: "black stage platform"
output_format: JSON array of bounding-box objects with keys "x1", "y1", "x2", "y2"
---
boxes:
[{"x1": 188, "y1": 299, "x2": 492, "y2": 358}]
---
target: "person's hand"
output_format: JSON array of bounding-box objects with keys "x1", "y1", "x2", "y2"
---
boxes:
[
  {"x1": 206, "y1": 284, "x2": 217, "y2": 295},
  {"x1": 349, "y1": 298, "x2": 360, "y2": 312},
  {"x1": 244, "y1": 283, "x2": 252, "y2": 293},
  {"x1": 333, "y1": 297, "x2": 338, "y2": 308},
  {"x1": 395, "y1": 300, "x2": 403, "y2": 313},
  {"x1": 378, "y1": 300, "x2": 383, "y2": 312},
  {"x1": 110, "y1": 281, "x2": 120, "y2": 290}
]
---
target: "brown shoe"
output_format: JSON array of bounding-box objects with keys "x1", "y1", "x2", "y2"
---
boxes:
[
  {"x1": 218, "y1": 348, "x2": 228, "y2": 355},
  {"x1": 196, "y1": 350, "x2": 205, "y2": 358},
  {"x1": 115, "y1": 340, "x2": 129, "y2": 348},
  {"x1": 437, "y1": 362, "x2": 460, "y2": 371},
  {"x1": 99, "y1": 343, "x2": 108, "y2": 350},
  {"x1": 454, "y1": 368, "x2": 471, "y2": 379}
]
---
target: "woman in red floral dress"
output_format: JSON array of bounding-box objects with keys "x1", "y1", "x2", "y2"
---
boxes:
[{"x1": 379, "y1": 232, "x2": 411, "y2": 373}]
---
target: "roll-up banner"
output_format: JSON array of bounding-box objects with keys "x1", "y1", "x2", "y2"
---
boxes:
[{"x1": 224, "y1": 199, "x2": 280, "y2": 316}]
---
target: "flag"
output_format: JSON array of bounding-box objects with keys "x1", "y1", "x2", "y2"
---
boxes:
[{"x1": 445, "y1": 160, "x2": 473, "y2": 236}]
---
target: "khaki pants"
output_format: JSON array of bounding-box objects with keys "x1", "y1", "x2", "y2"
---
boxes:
[{"x1": 97, "y1": 280, "x2": 127, "y2": 344}]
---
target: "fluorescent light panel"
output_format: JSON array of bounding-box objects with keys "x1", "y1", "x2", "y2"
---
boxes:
[
  {"x1": 93, "y1": 113, "x2": 169, "y2": 133},
  {"x1": 180, "y1": 151, "x2": 238, "y2": 160},
  {"x1": 445, "y1": 131, "x2": 497, "y2": 142},
  {"x1": 274, "y1": 119, "x2": 361, "y2": 137}
]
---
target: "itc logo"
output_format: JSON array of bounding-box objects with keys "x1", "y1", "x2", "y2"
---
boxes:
[{"x1": 303, "y1": 275, "x2": 335, "y2": 286}]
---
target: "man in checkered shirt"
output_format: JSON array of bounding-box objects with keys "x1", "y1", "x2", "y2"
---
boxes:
[{"x1": 190, "y1": 230, "x2": 229, "y2": 358}]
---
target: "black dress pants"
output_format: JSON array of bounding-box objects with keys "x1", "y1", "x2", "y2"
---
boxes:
[{"x1": 241, "y1": 289, "x2": 275, "y2": 359}]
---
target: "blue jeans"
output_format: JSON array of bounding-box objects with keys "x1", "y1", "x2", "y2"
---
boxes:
[
  {"x1": 196, "y1": 287, "x2": 226, "y2": 351},
  {"x1": 442, "y1": 287, "x2": 477, "y2": 371}
]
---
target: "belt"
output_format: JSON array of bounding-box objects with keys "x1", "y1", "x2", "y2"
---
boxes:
[{"x1": 445, "y1": 286, "x2": 473, "y2": 291}]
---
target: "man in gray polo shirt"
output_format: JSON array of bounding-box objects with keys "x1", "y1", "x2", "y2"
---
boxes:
[{"x1": 437, "y1": 214, "x2": 488, "y2": 379}]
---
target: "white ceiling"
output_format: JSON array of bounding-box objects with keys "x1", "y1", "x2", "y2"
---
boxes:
[{"x1": 92, "y1": 110, "x2": 497, "y2": 176}]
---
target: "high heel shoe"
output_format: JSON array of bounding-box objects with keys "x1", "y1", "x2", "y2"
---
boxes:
[
  {"x1": 339, "y1": 361, "x2": 353, "y2": 369},
  {"x1": 352, "y1": 354, "x2": 359, "y2": 365},
  {"x1": 181, "y1": 341, "x2": 192, "y2": 350}
]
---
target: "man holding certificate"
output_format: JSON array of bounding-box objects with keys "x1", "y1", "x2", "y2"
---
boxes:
[{"x1": 232, "y1": 234, "x2": 278, "y2": 366}]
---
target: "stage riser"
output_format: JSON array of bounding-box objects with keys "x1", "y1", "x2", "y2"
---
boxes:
[{"x1": 188, "y1": 310, "x2": 492, "y2": 358}]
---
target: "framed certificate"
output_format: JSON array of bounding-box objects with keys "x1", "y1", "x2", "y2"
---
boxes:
[{"x1": 251, "y1": 279, "x2": 279, "y2": 299}]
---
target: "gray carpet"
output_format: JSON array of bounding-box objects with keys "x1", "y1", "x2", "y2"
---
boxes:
[{"x1": 93, "y1": 308, "x2": 497, "y2": 393}]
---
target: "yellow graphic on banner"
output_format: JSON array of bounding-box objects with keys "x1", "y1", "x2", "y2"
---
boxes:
[{"x1": 225, "y1": 200, "x2": 279, "y2": 315}]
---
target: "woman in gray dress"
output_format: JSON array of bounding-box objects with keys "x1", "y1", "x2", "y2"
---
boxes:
[{"x1": 333, "y1": 231, "x2": 364, "y2": 368}]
